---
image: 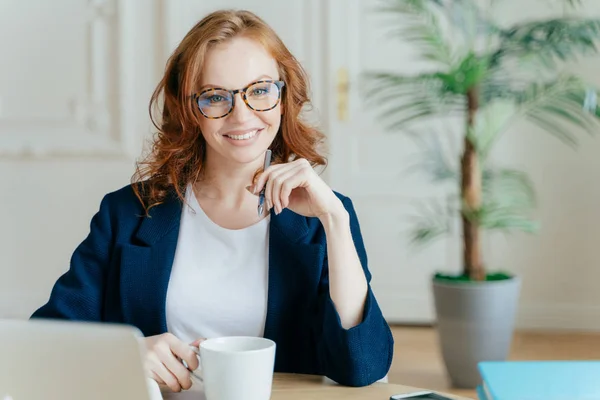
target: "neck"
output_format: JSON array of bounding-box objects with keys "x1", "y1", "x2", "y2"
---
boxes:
[{"x1": 194, "y1": 149, "x2": 264, "y2": 206}]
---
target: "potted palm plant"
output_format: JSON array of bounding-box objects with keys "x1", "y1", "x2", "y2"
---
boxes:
[{"x1": 365, "y1": 0, "x2": 600, "y2": 388}]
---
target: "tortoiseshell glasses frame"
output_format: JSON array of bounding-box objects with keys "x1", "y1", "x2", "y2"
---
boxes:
[{"x1": 192, "y1": 80, "x2": 285, "y2": 119}]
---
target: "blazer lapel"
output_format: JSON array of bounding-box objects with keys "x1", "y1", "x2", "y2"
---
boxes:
[
  {"x1": 120, "y1": 192, "x2": 182, "y2": 336},
  {"x1": 263, "y1": 208, "x2": 326, "y2": 348},
  {"x1": 118, "y1": 190, "x2": 326, "y2": 342}
]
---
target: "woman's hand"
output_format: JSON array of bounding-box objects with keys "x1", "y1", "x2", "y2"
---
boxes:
[
  {"x1": 144, "y1": 333, "x2": 203, "y2": 392},
  {"x1": 252, "y1": 158, "x2": 346, "y2": 220}
]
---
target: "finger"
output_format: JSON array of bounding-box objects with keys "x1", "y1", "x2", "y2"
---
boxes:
[
  {"x1": 189, "y1": 338, "x2": 206, "y2": 348},
  {"x1": 279, "y1": 167, "x2": 306, "y2": 209},
  {"x1": 266, "y1": 168, "x2": 286, "y2": 213},
  {"x1": 150, "y1": 370, "x2": 166, "y2": 386},
  {"x1": 263, "y1": 165, "x2": 290, "y2": 212},
  {"x1": 153, "y1": 359, "x2": 181, "y2": 392},
  {"x1": 145, "y1": 351, "x2": 164, "y2": 379},
  {"x1": 168, "y1": 334, "x2": 200, "y2": 371},
  {"x1": 156, "y1": 343, "x2": 193, "y2": 390},
  {"x1": 254, "y1": 163, "x2": 285, "y2": 195},
  {"x1": 160, "y1": 351, "x2": 193, "y2": 391},
  {"x1": 271, "y1": 165, "x2": 303, "y2": 213}
]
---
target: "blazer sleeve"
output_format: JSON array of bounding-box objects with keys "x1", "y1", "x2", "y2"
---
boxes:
[
  {"x1": 30, "y1": 194, "x2": 114, "y2": 321},
  {"x1": 313, "y1": 196, "x2": 394, "y2": 387}
]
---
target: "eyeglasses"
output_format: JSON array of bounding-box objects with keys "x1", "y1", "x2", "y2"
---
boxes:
[{"x1": 192, "y1": 80, "x2": 285, "y2": 119}]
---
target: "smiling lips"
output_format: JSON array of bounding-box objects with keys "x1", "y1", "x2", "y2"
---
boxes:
[{"x1": 223, "y1": 128, "x2": 264, "y2": 141}]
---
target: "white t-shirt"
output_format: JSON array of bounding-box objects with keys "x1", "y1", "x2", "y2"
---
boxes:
[{"x1": 165, "y1": 185, "x2": 270, "y2": 343}]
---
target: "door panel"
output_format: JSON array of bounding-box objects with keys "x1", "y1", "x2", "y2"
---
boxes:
[{"x1": 326, "y1": 0, "x2": 463, "y2": 323}]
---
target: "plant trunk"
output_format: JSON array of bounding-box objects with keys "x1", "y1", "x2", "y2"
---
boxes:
[{"x1": 462, "y1": 87, "x2": 484, "y2": 281}]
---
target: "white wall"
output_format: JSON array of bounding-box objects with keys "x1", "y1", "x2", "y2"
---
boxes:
[
  {"x1": 0, "y1": 0, "x2": 161, "y2": 318},
  {"x1": 485, "y1": 0, "x2": 600, "y2": 330}
]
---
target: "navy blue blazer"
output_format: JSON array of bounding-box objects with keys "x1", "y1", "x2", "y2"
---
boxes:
[{"x1": 31, "y1": 184, "x2": 394, "y2": 387}]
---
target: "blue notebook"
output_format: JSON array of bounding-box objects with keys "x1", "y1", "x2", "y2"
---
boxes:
[{"x1": 477, "y1": 361, "x2": 600, "y2": 400}]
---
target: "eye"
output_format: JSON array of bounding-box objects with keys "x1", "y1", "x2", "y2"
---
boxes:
[
  {"x1": 207, "y1": 94, "x2": 226, "y2": 103},
  {"x1": 251, "y1": 87, "x2": 270, "y2": 96}
]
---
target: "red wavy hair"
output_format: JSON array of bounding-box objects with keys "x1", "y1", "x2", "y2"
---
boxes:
[{"x1": 132, "y1": 9, "x2": 327, "y2": 214}]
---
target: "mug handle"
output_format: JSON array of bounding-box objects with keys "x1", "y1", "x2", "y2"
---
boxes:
[{"x1": 181, "y1": 345, "x2": 203, "y2": 382}]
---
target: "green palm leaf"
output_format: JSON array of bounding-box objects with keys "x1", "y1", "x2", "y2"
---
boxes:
[
  {"x1": 408, "y1": 197, "x2": 455, "y2": 246},
  {"x1": 367, "y1": 0, "x2": 600, "y2": 261},
  {"x1": 492, "y1": 18, "x2": 600, "y2": 68},
  {"x1": 404, "y1": 130, "x2": 459, "y2": 183},
  {"x1": 406, "y1": 133, "x2": 539, "y2": 235},
  {"x1": 472, "y1": 100, "x2": 517, "y2": 159},
  {"x1": 363, "y1": 72, "x2": 465, "y2": 130},
  {"x1": 476, "y1": 203, "x2": 539, "y2": 233},
  {"x1": 483, "y1": 168, "x2": 536, "y2": 211},
  {"x1": 364, "y1": 52, "x2": 491, "y2": 132},
  {"x1": 469, "y1": 166, "x2": 538, "y2": 233},
  {"x1": 375, "y1": 0, "x2": 454, "y2": 67},
  {"x1": 514, "y1": 77, "x2": 600, "y2": 146}
]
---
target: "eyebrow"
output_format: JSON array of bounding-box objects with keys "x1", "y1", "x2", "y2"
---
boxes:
[{"x1": 198, "y1": 75, "x2": 276, "y2": 91}]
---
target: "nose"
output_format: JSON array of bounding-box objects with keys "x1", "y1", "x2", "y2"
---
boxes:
[{"x1": 229, "y1": 92, "x2": 253, "y2": 122}]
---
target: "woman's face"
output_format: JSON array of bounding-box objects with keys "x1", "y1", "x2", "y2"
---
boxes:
[{"x1": 196, "y1": 36, "x2": 282, "y2": 166}]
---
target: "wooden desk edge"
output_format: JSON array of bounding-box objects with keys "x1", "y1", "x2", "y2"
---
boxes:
[{"x1": 272, "y1": 373, "x2": 474, "y2": 400}]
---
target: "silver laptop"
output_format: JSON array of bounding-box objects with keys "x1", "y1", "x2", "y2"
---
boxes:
[{"x1": 0, "y1": 318, "x2": 155, "y2": 400}]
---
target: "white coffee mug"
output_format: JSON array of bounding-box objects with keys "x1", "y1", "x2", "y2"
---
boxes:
[{"x1": 187, "y1": 336, "x2": 276, "y2": 400}]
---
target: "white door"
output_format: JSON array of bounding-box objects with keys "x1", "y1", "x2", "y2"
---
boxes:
[{"x1": 324, "y1": 0, "x2": 463, "y2": 323}]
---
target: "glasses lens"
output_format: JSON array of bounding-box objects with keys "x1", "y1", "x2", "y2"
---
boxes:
[
  {"x1": 245, "y1": 82, "x2": 281, "y2": 111},
  {"x1": 196, "y1": 89, "x2": 232, "y2": 118}
]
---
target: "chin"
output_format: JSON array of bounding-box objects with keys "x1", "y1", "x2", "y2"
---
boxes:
[
  {"x1": 219, "y1": 142, "x2": 275, "y2": 166},
  {"x1": 226, "y1": 151, "x2": 264, "y2": 165}
]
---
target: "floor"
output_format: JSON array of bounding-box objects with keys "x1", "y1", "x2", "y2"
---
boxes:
[{"x1": 387, "y1": 326, "x2": 600, "y2": 399}]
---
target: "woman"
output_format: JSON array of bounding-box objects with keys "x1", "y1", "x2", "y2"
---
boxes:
[{"x1": 31, "y1": 9, "x2": 394, "y2": 391}]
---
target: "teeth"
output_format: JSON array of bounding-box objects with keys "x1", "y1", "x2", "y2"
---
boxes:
[{"x1": 226, "y1": 130, "x2": 258, "y2": 140}]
